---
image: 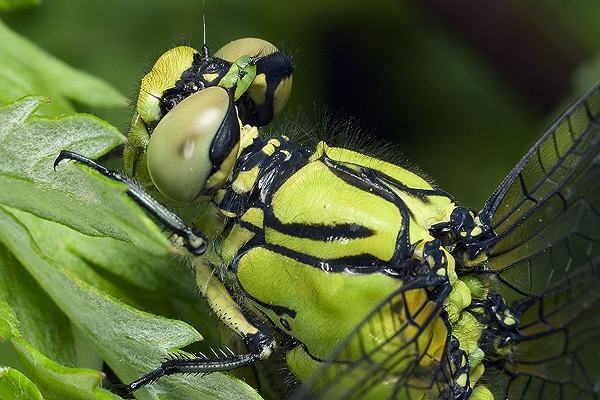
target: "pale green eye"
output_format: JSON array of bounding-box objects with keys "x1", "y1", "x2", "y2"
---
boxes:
[
  {"x1": 146, "y1": 86, "x2": 240, "y2": 201},
  {"x1": 214, "y1": 37, "x2": 279, "y2": 61}
]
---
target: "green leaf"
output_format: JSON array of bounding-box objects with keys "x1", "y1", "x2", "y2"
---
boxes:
[
  {"x1": 0, "y1": 256, "x2": 19, "y2": 343},
  {"x1": 0, "y1": 245, "x2": 76, "y2": 365},
  {"x1": 0, "y1": 302, "x2": 18, "y2": 344},
  {"x1": 0, "y1": 366, "x2": 43, "y2": 400},
  {"x1": 10, "y1": 206, "x2": 219, "y2": 340},
  {"x1": 0, "y1": 19, "x2": 126, "y2": 115},
  {"x1": 0, "y1": 96, "x2": 169, "y2": 256},
  {"x1": 0, "y1": 207, "x2": 260, "y2": 400},
  {"x1": 12, "y1": 337, "x2": 119, "y2": 400}
]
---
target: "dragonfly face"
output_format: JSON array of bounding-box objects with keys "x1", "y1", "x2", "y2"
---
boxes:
[{"x1": 54, "y1": 35, "x2": 600, "y2": 400}]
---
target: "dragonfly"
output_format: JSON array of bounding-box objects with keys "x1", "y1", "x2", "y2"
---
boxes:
[{"x1": 54, "y1": 35, "x2": 600, "y2": 399}]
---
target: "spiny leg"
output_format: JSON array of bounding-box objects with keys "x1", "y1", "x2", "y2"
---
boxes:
[
  {"x1": 114, "y1": 264, "x2": 278, "y2": 395},
  {"x1": 54, "y1": 150, "x2": 206, "y2": 255},
  {"x1": 115, "y1": 345, "x2": 265, "y2": 397}
]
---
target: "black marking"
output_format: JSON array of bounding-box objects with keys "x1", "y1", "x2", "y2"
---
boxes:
[
  {"x1": 266, "y1": 218, "x2": 374, "y2": 242},
  {"x1": 232, "y1": 242, "x2": 391, "y2": 276},
  {"x1": 238, "y1": 51, "x2": 294, "y2": 126},
  {"x1": 280, "y1": 317, "x2": 292, "y2": 331},
  {"x1": 209, "y1": 90, "x2": 240, "y2": 176},
  {"x1": 158, "y1": 52, "x2": 230, "y2": 122},
  {"x1": 320, "y1": 155, "x2": 413, "y2": 268},
  {"x1": 217, "y1": 135, "x2": 312, "y2": 217}
]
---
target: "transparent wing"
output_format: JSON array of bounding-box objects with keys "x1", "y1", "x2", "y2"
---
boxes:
[
  {"x1": 491, "y1": 271, "x2": 600, "y2": 399},
  {"x1": 294, "y1": 278, "x2": 454, "y2": 400},
  {"x1": 475, "y1": 82, "x2": 600, "y2": 398},
  {"x1": 477, "y1": 81, "x2": 600, "y2": 274}
]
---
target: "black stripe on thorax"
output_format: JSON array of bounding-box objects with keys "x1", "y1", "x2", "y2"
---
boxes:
[
  {"x1": 320, "y1": 155, "x2": 413, "y2": 267},
  {"x1": 265, "y1": 216, "x2": 374, "y2": 242},
  {"x1": 232, "y1": 242, "x2": 396, "y2": 277}
]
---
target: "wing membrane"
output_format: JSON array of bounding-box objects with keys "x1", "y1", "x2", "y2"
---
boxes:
[
  {"x1": 477, "y1": 82, "x2": 600, "y2": 399},
  {"x1": 489, "y1": 265, "x2": 600, "y2": 399},
  {"x1": 295, "y1": 279, "x2": 453, "y2": 400},
  {"x1": 478, "y1": 82, "x2": 600, "y2": 260}
]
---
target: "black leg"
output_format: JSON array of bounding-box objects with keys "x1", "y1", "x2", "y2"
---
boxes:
[
  {"x1": 123, "y1": 352, "x2": 257, "y2": 396},
  {"x1": 113, "y1": 329, "x2": 275, "y2": 395},
  {"x1": 54, "y1": 150, "x2": 207, "y2": 255}
]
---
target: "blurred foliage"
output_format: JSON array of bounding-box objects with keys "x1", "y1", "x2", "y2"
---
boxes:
[
  {"x1": 0, "y1": 18, "x2": 125, "y2": 114},
  {"x1": 3, "y1": 0, "x2": 600, "y2": 207},
  {"x1": 0, "y1": 0, "x2": 38, "y2": 12}
]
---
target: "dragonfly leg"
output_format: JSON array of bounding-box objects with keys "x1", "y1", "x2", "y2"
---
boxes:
[
  {"x1": 114, "y1": 262, "x2": 276, "y2": 396},
  {"x1": 53, "y1": 150, "x2": 207, "y2": 255},
  {"x1": 119, "y1": 331, "x2": 273, "y2": 396}
]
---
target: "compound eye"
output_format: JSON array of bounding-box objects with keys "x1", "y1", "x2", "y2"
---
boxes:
[
  {"x1": 215, "y1": 38, "x2": 293, "y2": 126},
  {"x1": 214, "y1": 37, "x2": 279, "y2": 60},
  {"x1": 146, "y1": 86, "x2": 240, "y2": 201}
]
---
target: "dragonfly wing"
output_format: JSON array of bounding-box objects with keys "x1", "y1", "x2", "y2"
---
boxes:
[
  {"x1": 295, "y1": 278, "x2": 454, "y2": 400},
  {"x1": 476, "y1": 82, "x2": 600, "y2": 399},
  {"x1": 476, "y1": 80, "x2": 600, "y2": 268},
  {"x1": 491, "y1": 273, "x2": 600, "y2": 399}
]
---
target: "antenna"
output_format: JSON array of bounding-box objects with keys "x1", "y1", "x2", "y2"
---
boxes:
[{"x1": 201, "y1": 0, "x2": 209, "y2": 58}]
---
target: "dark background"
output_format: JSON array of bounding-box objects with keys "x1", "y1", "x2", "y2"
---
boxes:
[{"x1": 4, "y1": 0, "x2": 600, "y2": 207}]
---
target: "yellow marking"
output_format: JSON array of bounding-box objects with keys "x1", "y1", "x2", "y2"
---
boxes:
[
  {"x1": 469, "y1": 354, "x2": 485, "y2": 385},
  {"x1": 312, "y1": 142, "x2": 434, "y2": 190},
  {"x1": 221, "y1": 210, "x2": 237, "y2": 218},
  {"x1": 203, "y1": 73, "x2": 219, "y2": 83},
  {"x1": 471, "y1": 226, "x2": 483, "y2": 236},
  {"x1": 213, "y1": 189, "x2": 225, "y2": 204},
  {"x1": 261, "y1": 142, "x2": 277, "y2": 156},
  {"x1": 471, "y1": 385, "x2": 494, "y2": 400},
  {"x1": 205, "y1": 141, "x2": 240, "y2": 193},
  {"x1": 503, "y1": 316, "x2": 516, "y2": 326},
  {"x1": 239, "y1": 124, "x2": 259, "y2": 153},
  {"x1": 240, "y1": 207, "x2": 264, "y2": 228},
  {"x1": 426, "y1": 255, "x2": 434, "y2": 266},
  {"x1": 248, "y1": 73, "x2": 267, "y2": 106},
  {"x1": 273, "y1": 75, "x2": 293, "y2": 115},
  {"x1": 232, "y1": 166, "x2": 260, "y2": 195},
  {"x1": 456, "y1": 373, "x2": 468, "y2": 388},
  {"x1": 310, "y1": 142, "x2": 456, "y2": 249},
  {"x1": 221, "y1": 225, "x2": 255, "y2": 264},
  {"x1": 137, "y1": 46, "x2": 197, "y2": 125}
]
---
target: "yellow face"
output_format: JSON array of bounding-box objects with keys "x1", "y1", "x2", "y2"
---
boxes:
[{"x1": 137, "y1": 46, "x2": 198, "y2": 128}]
